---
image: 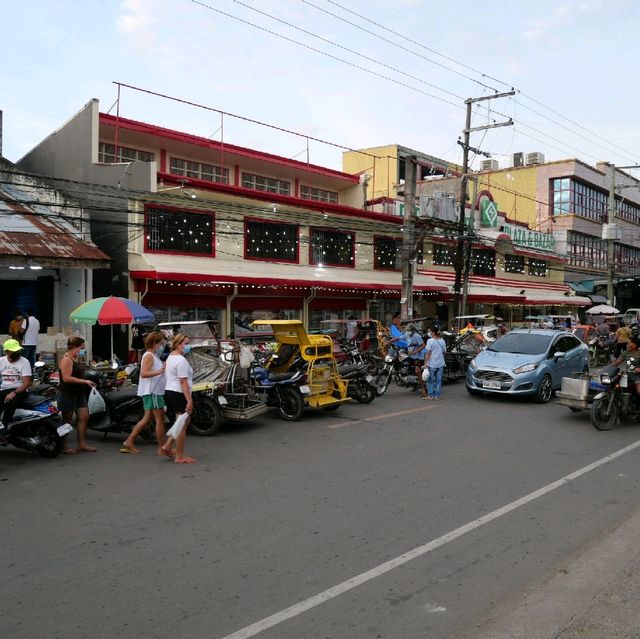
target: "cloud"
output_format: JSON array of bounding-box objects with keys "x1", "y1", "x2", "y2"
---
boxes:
[{"x1": 116, "y1": 0, "x2": 159, "y2": 50}]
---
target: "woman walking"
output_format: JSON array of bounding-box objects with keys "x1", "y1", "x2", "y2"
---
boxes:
[
  {"x1": 58, "y1": 337, "x2": 97, "y2": 454},
  {"x1": 160, "y1": 334, "x2": 196, "y2": 464},
  {"x1": 120, "y1": 331, "x2": 167, "y2": 455},
  {"x1": 423, "y1": 326, "x2": 447, "y2": 401}
]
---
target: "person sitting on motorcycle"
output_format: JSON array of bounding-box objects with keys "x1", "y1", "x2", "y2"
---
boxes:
[
  {"x1": 611, "y1": 336, "x2": 640, "y2": 399},
  {"x1": 595, "y1": 321, "x2": 610, "y2": 338},
  {"x1": 388, "y1": 312, "x2": 408, "y2": 349},
  {"x1": 0, "y1": 339, "x2": 32, "y2": 431}
]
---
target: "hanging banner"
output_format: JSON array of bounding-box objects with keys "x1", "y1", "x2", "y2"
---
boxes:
[{"x1": 502, "y1": 223, "x2": 555, "y2": 251}]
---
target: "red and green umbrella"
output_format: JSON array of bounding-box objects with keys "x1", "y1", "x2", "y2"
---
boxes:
[
  {"x1": 70, "y1": 296, "x2": 154, "y2": 325},
  {"x1": 70, "y1": 296, "x2": 154, "y2": 358}
]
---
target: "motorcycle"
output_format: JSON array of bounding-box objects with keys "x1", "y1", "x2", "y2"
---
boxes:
[
  {"x1": 252, "y1": 363, "x2": 310, "y2": 421},
  {"x1": 590, "y1": 365, "x2": 639, "y2": 430},
  {"x1": 375, "y1": 346, "x2": 421, "y2": 396},
  {"x1": 0, "y1": 390, "x2": 65, "y2": 458},
  {"x1": 338, "y1": 361, "x2": 376, "y2": 403},
  {"x1": 589, "y1": 335, "x2": 615, "y2": 367}
]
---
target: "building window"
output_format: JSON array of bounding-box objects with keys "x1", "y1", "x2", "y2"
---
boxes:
[
  {"x1": 567, "y1": 231, "x2": 607, "y2": 271},
  {"x1": 471, "y1": 249, "x2": 495, "y2": 277},
  {"x1": 615, "y1": 243, "x2": 640, "y2": 275},
  {"x1": 551, "y1": 177, "x2": 611, "y2": 222},
  {"x1": 432, "y1": 243, "x2": 454, "y2": 266},
  {"x1": 374, "y1": 237, "x2": 423, "y2": 270},
  {"x1": 310, "y1": 228, "x2": 354, "y2": 267},
  {"x1": 245, "y1": 219, "x2": 298, "y2": 262},
  {"x1": 98, "y1": 142, "x2": 154, "y2": 164},
  {"x1": 300, "y1": 185, "x2": 338, "y2": 204},
  {"x1": 145, "y1": 206, "x2": 214, "y2": 256},
  {"x1": 170, "y1": 158, "x2": 229, "y2": 184},
  {"x1": 242, "y1": 173, "x2": 291, "y2": 196},
  {"x1": 528, "y1": 259, "x2": 548, "y2": 277},
  {"x1": 504, "y1": 254, "x2": 525, "y2": 273}
]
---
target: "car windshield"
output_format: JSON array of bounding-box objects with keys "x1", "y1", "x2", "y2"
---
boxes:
[{"x1": 487, "y1": 333, "x2": 550, "y2": 355}]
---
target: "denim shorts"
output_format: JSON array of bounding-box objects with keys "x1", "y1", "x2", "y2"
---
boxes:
[{"x1": 57, "y1": 392, "x2": 88, "y2": 413}]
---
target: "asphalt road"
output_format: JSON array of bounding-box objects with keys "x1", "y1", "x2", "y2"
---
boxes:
[{"x1": 3, "y1": 381, "x2": 640, "y2": 639}]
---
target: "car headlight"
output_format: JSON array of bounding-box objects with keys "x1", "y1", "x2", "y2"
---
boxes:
[
  {"x1": 513, "y1": 363, "x2": 538, "y2": 374},
  {"x1": 600, "y1": 373, "x2": 611, "y2": 385}
]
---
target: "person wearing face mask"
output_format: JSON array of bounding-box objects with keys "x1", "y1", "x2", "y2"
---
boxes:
[
  {"x1": 58, "y1": 336, "x2": 97, "y2": 454},
  {"x1": 160, "y1": 334, "x2": 196, "y2": 464},
  {"x1": 120, "y1": 331, "x2": 168, "y2": 455},
  {"x1": 0, "y1": 339, "x2": 32, "y2": 430}
]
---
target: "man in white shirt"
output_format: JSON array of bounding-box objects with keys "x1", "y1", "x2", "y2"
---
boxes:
[
  {"x1": 0, "y1": 339, "x2": 32, "y2": 428},
  {"x1": 20, "y1": 308, "x2": 40, "y2": 368}
]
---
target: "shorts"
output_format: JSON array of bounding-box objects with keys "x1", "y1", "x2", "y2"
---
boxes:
[
  {"x1": 57, "y1": 392, "x2": 88, "y2": 413},
  {"x1": 142, "y1": 394, "x2": 166, "y2": 411},
  {"x1": 164, "y1": 390, "x2": 187, "y2": 414}
]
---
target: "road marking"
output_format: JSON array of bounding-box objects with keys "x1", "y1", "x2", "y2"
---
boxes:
[
  {"x1": 328, "y1": 405, "x2": 434, "y2": 429},
  {"x1": 218, "y1": 438, "x2": 640, "y2": 639}
]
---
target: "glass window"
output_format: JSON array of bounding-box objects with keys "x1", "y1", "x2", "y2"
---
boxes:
[
  {"x1": 145, "y1": 206, "x2": 214, "y2": 255},
  {"x1": 374, "y1": 237, "x2": 423, "y2": 270},
  {"x1": 310, "y1": 229, "x2": 354, "y2": 267},
  {"x1": 242, "y1": 173, "x2": 291, "y2": 196},
  {"x1": 504, "y1": 254, "x2": 524, "y2": 274},
  {"x1": 528, "y1": 259, "x2": 547, "y2": 277},
  {"x1": 489, "y1": 333, "x2": 551, "y2": 355},
  {"x1": 300, "y1": 185, "x2": 339, "y2": 204},
  {"x1": 99, "y1": 142, "x2": 154, "y2": 164},
  {"x1": 471, "y1": 249, "x2": 495, "y2": 277},
  {"x1": 170, "y1": 158, "x2": 230, "y2": 184},
  {"x1": 432, "y1": 243, "x2": 453, "y2": 266},
  {"x1": 245, "y1": 219, "x2": 298, "y2": 262}
]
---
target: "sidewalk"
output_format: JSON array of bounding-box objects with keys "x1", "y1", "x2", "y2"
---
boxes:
[{"x1": 470, "y1": 508, "x2": 640, "y2": 638}]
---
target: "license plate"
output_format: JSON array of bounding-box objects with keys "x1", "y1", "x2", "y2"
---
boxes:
[
  {"x1": 299, "y1": 385, "x2": 311, "y2": 394},
  {"x1": 365, "y1": 375, "x2": 374, "y2": 383},
  {"x1": 57, "y1": 423, "x2": 73, "y2": 437},
  {"x1": 482, "y1": 381, "x2": 502, "y2": 390},
  {"x1": 217, "y1": 395, "x2": 228, "y2": 406}
]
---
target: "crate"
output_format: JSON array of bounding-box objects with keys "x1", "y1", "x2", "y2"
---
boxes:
[{"x1": 559, "y1": 376, "x2": 589, "y2": 399}]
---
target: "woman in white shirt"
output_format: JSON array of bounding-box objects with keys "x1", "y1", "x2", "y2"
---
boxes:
[
  {"x1": 121, "y1": 331, "x2": 167, "y2": 455},
  {"x1": 160, "y1": 333, "x2": 196, "y2": 464}
]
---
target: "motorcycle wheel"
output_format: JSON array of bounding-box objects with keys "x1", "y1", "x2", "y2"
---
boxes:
[
  {"x1": 190, "y1": 396, "x2": 223, "y2": 436},
  {"x1": 35, "y1": 423, "x2": 64, "y2": 458},
  {"x1": 591, "y1": 396, "x2": 618, "y2": 431},
  {"x1": 375, "y1": 369, "x2": 392, "y2": 397},
  {"x1": 354, "y1": 382, "x2": 376, "y2": 404},
  {"x1": 277, "y1": 387, "x2": 305, "y2": 421}
]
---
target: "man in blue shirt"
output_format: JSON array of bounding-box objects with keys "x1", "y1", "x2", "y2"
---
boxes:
[
  {"x1": 424, "y1": 325, "x2": 447, "y2": 400},
  {"x1": 388, "y1": 312, "x2": 408, "y2": 348}
]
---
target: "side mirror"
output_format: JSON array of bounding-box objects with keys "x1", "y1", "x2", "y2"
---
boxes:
[{"x1": 553, "y1": 351, "x2": 566, "y2": 360}]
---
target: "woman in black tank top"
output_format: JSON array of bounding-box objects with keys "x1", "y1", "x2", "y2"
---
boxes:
[{"x1": 58, "y1": 337, "x2": 97, "y2": 454}]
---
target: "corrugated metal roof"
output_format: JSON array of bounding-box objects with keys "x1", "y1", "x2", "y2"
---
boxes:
[{"x1": 0, "y1": 185, "x2": 110, "y2": 266}]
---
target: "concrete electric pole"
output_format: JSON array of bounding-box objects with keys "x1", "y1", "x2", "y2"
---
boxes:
[
  {"x1": 453, "y1": 91, "x2": 515, "y2": 325},
  {"x1": 401, "y1": 155, "x2": 417, "y2": 321}
]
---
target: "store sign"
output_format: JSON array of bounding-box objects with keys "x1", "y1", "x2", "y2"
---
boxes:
[
  {"x1": 480, "y1": 197, "x2": 499, "y2": 227},
  {"x1": 502, "y1": 223, "x2": 555, "y2": 251}
]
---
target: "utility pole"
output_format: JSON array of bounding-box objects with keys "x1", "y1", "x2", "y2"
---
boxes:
[
  {"x1": 401, "y1": 155, "x2": 417, "y2": 321},
  {"x1": 607, "y1": 164, "x2": 616, "y2": 305},
  {"x1": 453, "y1": 90, "x2": 515, "y2": 327}
]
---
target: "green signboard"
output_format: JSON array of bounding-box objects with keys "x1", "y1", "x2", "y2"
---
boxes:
[
  {"x1": 480, "y1": 198, "x2": 499, "y2": 227},
  {"x1": 502, "y1": 223, "x2": 555, "y2": 251}
]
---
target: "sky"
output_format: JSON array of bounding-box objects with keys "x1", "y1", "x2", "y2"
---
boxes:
[{"x1": 3, "y1": 0, "x2": 640, "y2": 173}]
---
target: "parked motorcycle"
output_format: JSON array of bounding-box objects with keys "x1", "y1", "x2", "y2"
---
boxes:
[
  {"x1": 375, "y1": 347, "x2": 421, "y2": 396},
  {"x1": 337, "y1": 361, "x2": 376, "y2": 403},
  {"x1": 590, "y1": 365, "x2": 638, "y2": 430},
  {"x1": 252, "y1": 364, "x2": 309, "y2": 421},
  {"x1": 0, "y1": 391, "x2": 65, "y2": 457}
]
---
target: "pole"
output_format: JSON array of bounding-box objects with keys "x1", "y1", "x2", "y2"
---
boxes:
[
  {"x1": 453, "y1": 101, "x2": 473, "y2": 325},
  {"x1": 461, "y1": 176, "x2": 479, "y2": 316},
  {"x1": 607, "y1": 164, "x2": 616, "y2": 305},
  {"x1": 401, "y1": 155, "x2": 417, "y2": 321}
]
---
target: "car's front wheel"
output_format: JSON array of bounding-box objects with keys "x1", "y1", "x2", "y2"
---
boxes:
[{"x1": 535, "y1": 374, "x2": 553, "y2": 404}]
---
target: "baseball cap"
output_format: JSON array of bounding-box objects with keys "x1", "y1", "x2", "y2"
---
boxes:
[{"x1": 3, "y1": 339, "x2": 22, "y2": 352}]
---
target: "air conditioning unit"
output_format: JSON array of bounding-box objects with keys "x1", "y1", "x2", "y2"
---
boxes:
[
  {"x1": 526, "y1": 152, "x2": 545, "y2": 165},
  {"x1": 513, "y1": 152, "x2": 524, "y2": 167},
  {"x1": 481, "y1": 159, "x2": 499, "y2": 171}
]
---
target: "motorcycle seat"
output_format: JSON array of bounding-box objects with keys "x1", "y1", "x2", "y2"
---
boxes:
[
  {"x1": 19, "y1": 393, "x2": 49, "y2": 409},
  {"x1": 104, "y1": 385, "x2": 139, "y2": 408},
  {"x1": 338, "y1": 364, "x2": 365, "y2": 375},
  {"x1": 267, "y1": 371, "x2": 298, "y2": 383}
]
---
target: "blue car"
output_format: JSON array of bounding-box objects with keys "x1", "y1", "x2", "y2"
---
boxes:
[{"x1": 466, "y1": 329, "x2": 589, "y2": 403}]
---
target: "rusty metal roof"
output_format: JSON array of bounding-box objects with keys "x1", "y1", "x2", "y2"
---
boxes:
[{"x1": 0, "y1": 183, "x2": 110, "y2": 268}]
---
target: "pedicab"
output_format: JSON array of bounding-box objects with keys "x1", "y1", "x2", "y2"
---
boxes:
[{"x1": 252, "y1": 319, "x2": 350, "y2": 418}]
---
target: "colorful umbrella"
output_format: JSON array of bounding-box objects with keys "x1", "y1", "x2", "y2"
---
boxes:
[
  {"x1": 70, "y1": 296, "x2": 154, "y2": 324},
  {"x1": 70, "y1": 296, "x2": 154, "y2": 358}
]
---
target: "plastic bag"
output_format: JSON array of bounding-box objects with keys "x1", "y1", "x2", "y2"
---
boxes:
[
  {"x1": 421, "y1": 367, "x2": 430, "y2": 382},
  {"x1": 166, "y1": 412, "x2": 189, "y2": 439},
  {"x1": 239, "y1": 346, "x2": 255, "y2": 369},
  {"x1": 87, "y1": 387, "x2": 106, "y2": 415}
]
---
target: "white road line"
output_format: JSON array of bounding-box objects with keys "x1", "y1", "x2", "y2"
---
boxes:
[{"x1": 219, "y1": 438, "x2": 640, "y2": 639}]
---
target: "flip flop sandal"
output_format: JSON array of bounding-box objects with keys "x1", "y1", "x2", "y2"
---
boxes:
[
  {"x1": 120, "y1": 446, "x2": 141, "y2": 454},
  {"x1": 175, "y1": 457, "x2": 197, "y2": 464},
  {"x1": 158, "y1": 448, "x2": 174, "y2": 459}
]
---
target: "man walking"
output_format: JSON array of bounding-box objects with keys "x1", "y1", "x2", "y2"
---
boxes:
[
  {"x1": 423, "y1": 325, "x2": 447, "y2": 401},
  {"x1": 20, "y1": 308, "x2": 40, "y2": 368}
]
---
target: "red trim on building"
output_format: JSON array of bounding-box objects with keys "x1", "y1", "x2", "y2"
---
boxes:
[
  {"x1": 160, "y1": 149, "x2": 167, "y2": 173},
  {"x1": 243, "y1": 216, "x2": 300, "y2": 264},
  {"x1": 143, "y1": 203, "x2": 216, "y2": 258},
  {"x1": 142, "y1": 292, "x2": 226, "y2": 308},
  {"x1": 99, "y1": 112, "x2": 360, "y2": 184},
  {"x1": 294, "y1": 177, "x2": 300, "y2": 198},
  {"x1": 308, "y1": 226, "x2": 355, "y2": 268},
  {"x1": 231, "y1": 297, "x2": 304, "y2": 311},
  {"x1": 157, "y1": 172, "x2": 401, "y2": 225},
  {"x1": 309, "y1": 298, "x2": 368, "y2": 311}
]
